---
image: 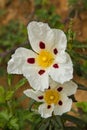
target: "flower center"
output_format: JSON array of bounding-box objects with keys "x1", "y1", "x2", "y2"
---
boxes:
[
  {"x1": 36, "y1": 50, "x2": 54, "y2": 68},
  {"x1": 44, "y1": 89, "x2": 60, "y2": 105}
]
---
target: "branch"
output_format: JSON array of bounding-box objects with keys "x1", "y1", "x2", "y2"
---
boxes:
[{"x1": 0, "y1": 40, "x2": 29, "y2": 58}]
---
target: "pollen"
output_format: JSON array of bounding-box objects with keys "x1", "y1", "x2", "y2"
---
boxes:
[
  {"x1": 36, "y1": 50, "x2": 54, "y2": 68},
  {"x1": 44, "y1": 89, "x2": 60, "y2": 105}
]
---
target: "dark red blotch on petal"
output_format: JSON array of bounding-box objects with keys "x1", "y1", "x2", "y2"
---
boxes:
[
  {"x1": 53, "y1": 48, "x2": 58, "y2": 55},
  {"x1": 58, "y1": 100, "x2": 63, "y2": 105},
  {"x1": 38, "y1": 96, "x2": 43, "y2": 100},
  {"x1": 38, "y1": 70, "x2": 45, "y2": 75},
  {"x1": 39, "y1": 41, "x2": 45, "y2": 49},
  {"x1": 27, "y1": 58, "x2": 35, "y2": 64},
  {"x1": 48, "y1": 86, "x2": 51, "y2": 89},
  {"x1": 47, "y1": 105, "x2": 51, "y2": 109},
  {"x1": 53, "y1": 64, "x2": 59, "y2": 68},
  {"x1": 57, "y1": 87, "x2": 63, "y2": 92}
]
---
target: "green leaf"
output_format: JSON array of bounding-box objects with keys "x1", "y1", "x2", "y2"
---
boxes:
[
  {"x1": 76, "y1": 102, "x2": 87, "y2": 112},
  {"x1": 15, "y1": 109, "x2": 25, "y2": 129},
  {"x1": 5, "y1": 90, "x2": 14, "y2": 101},
  {"x1": 69, "y1": 9, "x2": 76, "y2": 18},
  {"x1": 62, "y1": 114, "x2": 86, "y2": 128},
  {"x1": 38, "y1": 118, "x2": 50, "y2": 130},
  {"x1": 70, "y1": 50, "x2": 87, "y2": 60},
  {"x1": 38, "y1": 122, "x2": 49, "y2": 130},
  {"x1": 76, "y1": 53, "x2": 87, "y2": 60},
  {"x1": 17, "y1": 94, "x2": 27, "y2": 103},
  {"x1": 68, "y1": 0, "x2": 78, "y2": 6},
  {"x1": 28, "y1": 99, "x2": 36, "y2": 111},
  {"x1": 0, "y1": 122, "x2": 5, "y2": 128},
  {"x1": 0, "y1": 110, "x2": 10, "y2": 121},
  {"x1": 35, "y1": 9, "x2": 48, "y2": 20},
  {"x1": 7, "y1": 117, "x2": 19, "y2": 130},
  {"x1": 73, "y1": 40, "x2": 87, "y2": 48},
  {"x1": 0, "y1": 67, "x2": 5, "y2": 76},
  {"x1": 0, "y1": 86, "x2": 5, "y2": 95},
  {"x1": 80, "y1": 61, "x2": 87, "y2": 78},
  {"x1": 25, "y1": 111, "x2": 40, "y2": 123},
  {"x1": 73, "y1": 62, "x2": 83, "y2": 77},
  {"x1": 64, "y1": 126, "x2": 80, "y2": 130},
  {"x1": 48, "y1": 123, "x2": 53, "y2": 130},
  {"x1": 14, "y1": 78, "x2": 27, "y2": 91},
  {"x1": 51, "y1": 116, "x2": 63, "y2": 130},
  {"x1": 0, "y1": 86, "x2": 5, "y2": 103},
  {"x1": 7, "y1": 74, "x2": 13, "y2": 87},
  {"x1": 77, "y1": 83, "x2": 87, "y2": 91}
]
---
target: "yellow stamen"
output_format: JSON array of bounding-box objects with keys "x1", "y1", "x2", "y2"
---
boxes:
[
  {"x1": 50, "y1": 95, "x2": 54, "y2": 100},
  {"x1": 36, "y1": 50, "x2": 54, "y2": 68},
  {"x1": 42, "y1": 56, "x2": 47, "y2": 61},
  {"x1": 44, "y1": 89, "x2": 60, "y2": 105}
]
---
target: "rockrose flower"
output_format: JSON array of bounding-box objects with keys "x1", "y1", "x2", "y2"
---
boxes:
[
  {"x1": 24, "y1": 79, "x2": 78, "y2": 118},
  {"x1": 7, "y1": 21, "x2": 73, "y2": 91}
]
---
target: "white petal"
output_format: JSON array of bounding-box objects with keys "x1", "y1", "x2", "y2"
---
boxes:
[
  {"x1": 23, "y1": 89, "x2": 44, "y2": 102},
  {"x1": 49, "y1": 77, "x2": 58, "y2": 89},
  {"x1": 50, "y1": 68, "x2": 73, "y2": 84},
  {"x1": 49, "y1": 67, "x2": 73, "y2": 84},
  {"x1": 22, "y1": 67, "x2": 49, "y2": 91},
  {"x1": 7, "y1": 58, "x2": 22, "y2": 74},
  {"x1": 55, "y1": 52, "x2": 69, "y2": 64},
  {"x1": 27, "y1": 21, "x2": 54, "y2": 52},
  {"x1": 7, "y1": 47, "x2": 36, "y2": 74},
  {"x1": 38, "y1": 103, "x2": 54, "y2": 118},
  {"x1": 49, "y1": 53, "x2": 73, "y2": 83},
  {"x1": 52, "y1": 29, "x2": 67, "y2": 51},
  {"x1": 50, "y1": 80, "x2": 78, "y2": 96},
  {"x1": 61, "y1": 81, "x2": 78, "y2": 96},
  {"x1": 54, "y1": 94, "x2": 72, "y2": 115}
]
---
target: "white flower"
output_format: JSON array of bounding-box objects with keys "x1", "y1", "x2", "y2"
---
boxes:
[
  {"x1": 24, "y1": 79, "x2": 78, "y2": 118},
  {"x1": 7, "y1": 21, "x2": 73, "y2": 91}
]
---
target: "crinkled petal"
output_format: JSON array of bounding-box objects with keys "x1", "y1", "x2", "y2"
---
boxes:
[
  {"x1": 49, "y1": 53, "x2": 73, "y2": 83},
  {"x1": 27, "y1": 21, "x2": 54, "y2": 52},
  {"x1": 7, "y1": 47, "x2": 37, "y2": 74},
  {"x1": 22, "y1": 67, "x2": 49, "y2": 91},
  {"x1": 55, "y1": 52, "x2": 70, "y2": 64},
  {"x1": 54, "y1": 94, "x2": 72, "y2": 115},
  {"x1": 23, "y1": 89, "x2": 44, "y2": 102},
  {"x1": 38, "y1": 103, "x2": 54, "y2": 118},
  {"x1": 7, "y1": 58, "x2": 22, "y2": 74},
  {"x1": 49, "y1": 67, "x2": 73, "y2": 84},
  {"x1": 49, "y1": 77, "x2": 58, "y2": 89},
  {"x1": 49, "y1": 78, "x2": 77, "y2": 96},
  {"x1": 61, "y1": 81, "x2": 78, "y2": 96},
  {"x1": 52, "y1": 29, "x2": 67, "y2": 51}
]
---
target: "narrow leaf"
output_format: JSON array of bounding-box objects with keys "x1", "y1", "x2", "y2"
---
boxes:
[
  {"x1": 73, "y1": 40, "x2": 87, "y2": 48},
  {"x1": 28, "y1": 99, "x2": 35, "y2": 111},
  {"x1": 7, "y1": 74, "x2": 13, "y2": 87},
  {"x1": 64, "y1": 126, "x2": 81, "y2": 130},
  {"x1": 14, "y1": 78, "x2": 27, "y2": 91},
  {"x1": 62, "y1": 114, "x2": 86, "y2": 128},
  {"x1": 78, "y1": 83, "x2": 87, "y2": 91}
]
